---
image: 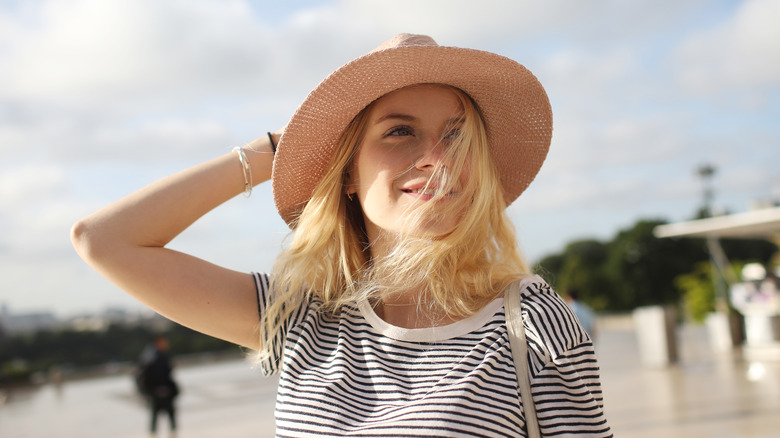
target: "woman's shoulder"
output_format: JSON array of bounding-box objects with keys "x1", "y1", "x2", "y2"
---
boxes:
[
  {"x1": 514, "y1": 274, "x2": 564, "y2": 310},
  {"x1": 513, "y1": 274, "x2": 591, "y2": 362},
  {"x1": 514, "y1": 274, "x2": 553, "y2": 297}
]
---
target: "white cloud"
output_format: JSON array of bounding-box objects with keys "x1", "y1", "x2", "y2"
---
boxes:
[
  {"x1": 543, "y1": 109, "x2": 692, "y2": 178},
  {"x1": 513, "y1": 172, "x2": 644, "y2": 212},
  {"x1": 674, "y1": 0, "x2": 780, "y2": 97},
  {"x1": 0, "y1": 0, "x2": 777, "y2": 315},
  {"x1": 1, "y1": 111, "x2": 223, "y2": 164},
  {"x1": 0, "y1": 254, "x2": 148, "y2": 315},
  {"x1": 298, "y1": 0, "x2": 705, "y2": 50},
  {"x1": 79, "y1": 117, "x2": 235, "y2": 162},
  {"x1": 0, "y1": 163, "x2": 67, "y2": 206},
  {"x1": 0, "y1": 0, "x2": 272, "y2": 103},
  {"x1": 540, "y1": 47, "x2": 640, "y2": 105}
]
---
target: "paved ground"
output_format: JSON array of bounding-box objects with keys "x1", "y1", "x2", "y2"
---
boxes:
[
  {"x1": 4, "y1": 319, "x2": 779, "y2": 437},
  {"x1": 597, "y1": 320, "x2": 780, "y2": 438}
]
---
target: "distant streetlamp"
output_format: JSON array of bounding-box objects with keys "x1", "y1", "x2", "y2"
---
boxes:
[{"x1": 696, "y1": 163, "x2": 716, "y2": 218}]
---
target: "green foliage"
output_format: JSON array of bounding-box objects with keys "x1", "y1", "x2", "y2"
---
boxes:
[
  {"x1": 535, "y1": 218, "x2": 777, "y2": 314},
  {"x1": 1, "y1": 360, "x2": 32, "y2": 381},
  {"x1": 536, "y1": 253, "x2": 564, "y2": 279},
  {"x1": 605, "y1": 220, "x2": 711, "y2": 308},
  {"x1": 0, "y1": 322, "x2": 238, "y2": 384},
  {"x1": 556, "y1": 240, "x2": 614, "y2": 311},
  {"x1": 675, "y1": 260, "x2": 760, "y2": 323},
  {"x1": 720, "y1": 239, "x2": 778, "y2": 264},
  {"x1": 675, "y1": 262, "x2": 716, "y2": 323}
]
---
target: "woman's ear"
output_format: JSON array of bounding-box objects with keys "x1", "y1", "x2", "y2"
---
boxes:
[
  {"x1": 344, "y1": 185, "x2": 356, "y2": 201},
  {"x1": 344, "y1": 169, "x2": 357, "y2": 197}
]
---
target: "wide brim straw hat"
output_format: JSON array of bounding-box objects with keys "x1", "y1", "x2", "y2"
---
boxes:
[{"x1": 273, "y1": 33, "x2": 552, "y2": 227}]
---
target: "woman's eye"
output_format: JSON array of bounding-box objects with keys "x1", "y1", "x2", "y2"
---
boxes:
[
  {"x1": 387, "y1": 126, "x2": 414, "y2": 137},
  {"x1": 441, "y1": 129, "x2": 461, "y2": 145},
  {"x1": 443, "y1": 129, "x2": 461, "y2": 140}
]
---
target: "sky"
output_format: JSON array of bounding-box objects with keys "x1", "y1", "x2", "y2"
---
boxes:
[{"x1": 0, "y1": 0, "x2": 778, "y2": 317}]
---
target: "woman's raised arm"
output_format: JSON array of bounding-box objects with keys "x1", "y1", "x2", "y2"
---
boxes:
[{"x1": 71, "y1": 134, "x2": 278, "y2": 350}]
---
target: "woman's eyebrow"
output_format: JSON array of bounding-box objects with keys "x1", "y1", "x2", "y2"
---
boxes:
[
  {"x1": 374, "y1": 114, "x2": 466, "y2": 126},
  {"x1": 374, "y1": 113, "x2": 417, "y2": 124}
]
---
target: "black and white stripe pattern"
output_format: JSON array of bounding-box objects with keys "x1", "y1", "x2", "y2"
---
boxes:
[{"x1": 253, "y1": 273, "x2": 612, "y2": 437}]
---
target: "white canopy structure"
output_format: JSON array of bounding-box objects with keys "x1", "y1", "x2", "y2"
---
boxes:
[
  {"x1": 654, "y1": 207, "x2": 780, "y2": 240},
  {"x1": 654, "y1": 207, "x2": 780, "y2": 285},
  {"x1": 655, "y1": 207, "x2": 780, "y2": 359}
]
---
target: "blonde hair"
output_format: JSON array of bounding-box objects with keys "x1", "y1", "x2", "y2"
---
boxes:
[{"x1": 256, "y1": 85, "x2": 530, "y2": 360}]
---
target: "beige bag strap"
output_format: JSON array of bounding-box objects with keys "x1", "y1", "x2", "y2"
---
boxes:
[{"x1": 505, "y1": 281, "x2": 542, "y2": 438}]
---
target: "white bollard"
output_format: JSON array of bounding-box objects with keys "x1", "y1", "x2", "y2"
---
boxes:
[{"x1": 633, "y1": 305, "x2": 679, "y2": 367}]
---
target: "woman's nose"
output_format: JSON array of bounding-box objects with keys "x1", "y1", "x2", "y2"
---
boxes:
[{"x1": 414, "y1": 135, "x2": 446, "y2": 169}]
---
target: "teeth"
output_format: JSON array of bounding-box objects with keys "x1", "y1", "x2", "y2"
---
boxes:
[{"x1": 406, "y1": 187, "x2": 456, "y2": 196}]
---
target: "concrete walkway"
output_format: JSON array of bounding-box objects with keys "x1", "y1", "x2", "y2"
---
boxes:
[
  {"x1": 597, "y1": 320, "x2": 780, "y2": 438},
  {"x1": 4, "y1": 320, "x2": 778, "y2": 438},
  {"x1": 154, "y1": 321, "x2": 780, "y2": 438}
]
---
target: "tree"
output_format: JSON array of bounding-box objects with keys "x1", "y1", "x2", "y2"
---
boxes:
[
  {"x1": 605, "y1": 220, "x2": 709, "y2": 309},
  {"x1": 537, "y1": 239, "x2": 617, "y2": 311},
  {"x1": 0, "y1": 322, "x2": 239, "y2": 384},
  {"x1": 534, "y1": 217, "x2": 778, "y2": 316},
  {"x1": 676, "y1": 262, "x2": 718, "y2": 323},
  {"x1": 719, "y1": 239, "x2": 778, "y2": 268}
]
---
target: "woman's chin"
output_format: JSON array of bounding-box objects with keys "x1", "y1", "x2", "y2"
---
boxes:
[{"x1": 398, "y1": 220, "x2": 458, "y2": 240}]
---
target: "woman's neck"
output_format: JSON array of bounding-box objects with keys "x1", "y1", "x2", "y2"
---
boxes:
[
  {"x1": 365, "y1": 229, "x2": 462, "y2": 328},
  {"x1": 373, "y1": 292, "x2": 460, "y2": 329}
]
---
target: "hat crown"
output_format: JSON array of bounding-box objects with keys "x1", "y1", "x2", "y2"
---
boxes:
[{"x1": 373, "y1": 33, "x2": 438, "y2": 52}]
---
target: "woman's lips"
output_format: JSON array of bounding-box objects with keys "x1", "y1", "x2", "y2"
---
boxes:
[{"x1": 402, "y1": 187, "x2": 456, "y2": 201}]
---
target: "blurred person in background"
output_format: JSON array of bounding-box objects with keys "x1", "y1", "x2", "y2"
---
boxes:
[
  {"x1": 566, "y1": 288, "x2": 598, "y2": 342},
  {"x1": 137, "y1": 336, "x2": 179, "y2": 438}
]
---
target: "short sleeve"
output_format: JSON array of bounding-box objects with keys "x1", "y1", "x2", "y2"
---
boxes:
[
  {"x1": 519, "y1": 278, "x2": 613, "y2": 436},
  {"x1": 252, "y1": 272, "x2": 312, "y2": 376}
]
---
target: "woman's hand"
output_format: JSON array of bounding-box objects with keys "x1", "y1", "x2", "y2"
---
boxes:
[
  {"x1": 71, "y1": 132, "x2": 279, "y2": 350},
  {"x1": 242, "y1": 128, "x2": 282, "y2": 186}
]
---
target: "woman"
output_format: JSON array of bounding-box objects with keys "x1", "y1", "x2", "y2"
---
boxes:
[{"x1": 72, "y1": 34, "x2": 611, "y2": 437}]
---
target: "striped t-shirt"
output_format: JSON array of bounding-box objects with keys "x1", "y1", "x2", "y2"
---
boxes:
[{"x1": 253, "y1": 273, "x2": 612, "y2": 437}]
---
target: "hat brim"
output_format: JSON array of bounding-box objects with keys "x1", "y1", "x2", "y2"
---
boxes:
[{"x1": 273, "y1": 45, "x2": 552, "y2": 227}]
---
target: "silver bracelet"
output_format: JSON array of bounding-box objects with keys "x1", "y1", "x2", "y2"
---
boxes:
[{"x1": 232, "y1": 146, "x2": 253, "y2": 198}]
